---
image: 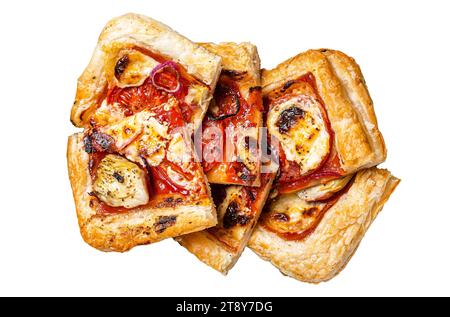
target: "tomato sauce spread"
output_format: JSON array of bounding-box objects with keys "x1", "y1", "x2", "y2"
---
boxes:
[
  {"x1": 201, "y1": 72, "x2": 262, "y2": 185},
  {"x1": 106, "y1": 46, "x2": 207, "y2": 124}
]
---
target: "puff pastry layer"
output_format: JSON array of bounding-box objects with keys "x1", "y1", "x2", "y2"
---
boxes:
[{"x1": 248, "y1": 167, "x2": 399, "y2": 283}]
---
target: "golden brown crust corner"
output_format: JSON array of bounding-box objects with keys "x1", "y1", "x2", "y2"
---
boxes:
[
  {"x1": 71, "y1": 13, "x2": 222, "y2": 128},
  {"x1": 248, "y1": 167, "x2": 400, "y2": 283},
  {"x1": 175, "y1": 232, "x2": 235, "y2": 274},
  {"x1": 262, "y1": 49, "x2": 386, "y2": 173},
  {"x1": 176, "y1": 173, "x2": 276, "y2": 274},
  {"x1": 67, "y1": 133, "x2": 216, "y2": 252},
  {"x1": 200, "y1": 42, "x2": 261, "y2": 98}
]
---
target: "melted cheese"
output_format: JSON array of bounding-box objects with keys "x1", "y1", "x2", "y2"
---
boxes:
[
  {"x1": 92, "y1": 100, "x2": 127, "y2": 126},
  {"x1": 296, "y1": 175, "x2": 352, "y2": 202},
  {"x1": 166, "y1": 132, "x2": 192, "y2": 165},
  {"x1": 93, "y1": 154, "x2": 149, "y2": 208},
  {"x1": 267, "y1": 95, "x2": 330, "y2": 174},
  {"x1": 102, "y1": 113, "x2": 143, "y2": 149},
  {"x1": 122, "y1": 111, "x2": 169, "y2": 166},
  {"x1": 236, "y1": 127, "x2": 259, "y2": 171},
  {"x1": 266, "y1": 193, "x2": 325, "y2": 234},
  {"x1": 185, "y1": 84, "x2": 209, "y2": 108},
  {"x1": 114, "y1": 50, "x2": 159, "y2": 88}
]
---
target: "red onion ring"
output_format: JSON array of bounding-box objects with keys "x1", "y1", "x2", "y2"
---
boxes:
[{"x1": 150, "y1": 61, "x2": 181, "y2": 94}]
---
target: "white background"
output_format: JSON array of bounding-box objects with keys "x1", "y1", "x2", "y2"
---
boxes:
[{"x1": 0, "y1": 0, "x2": 449, "y2": 297}]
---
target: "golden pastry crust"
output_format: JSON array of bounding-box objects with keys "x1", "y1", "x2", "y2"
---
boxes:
[
  {"x1": 262, "y1": 49, "x2": 386, "y2": 175},
  {"x1": 200, "y1": 42, "x2": 261, "y2": 99},
  {"x1": 198, "y1": 42, "x2": 263, "y2": 186},
  {"x1": 248, "y1": 168, "x2": 399, "y2": 283},
  {"x1": 68, "y1": 133, "x2": 216, "y2": 252},
  {"x1": 71, "y1": 13, "x2": 222, "y2": 131},
  {"x1": 176, "y1": 172, "x2": 275, "y2": 274}
]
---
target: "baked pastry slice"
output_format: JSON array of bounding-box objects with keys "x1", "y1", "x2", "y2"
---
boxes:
[
  {"x1": 263, "y1": 49, "x2": 386, "y2": 194},
  {"x1": 198, "y1": 42, "x2": 263, "y2": 186},
  {"x1": 176, "y1": 170, "x2": 276, "y2": 274},
  {"x1": 67, "y1": 14, "x2": 221, "y2": 252},
  {"x1": 71, "y1": 13, "x2": 221, "y2": 133},
  {"x1": 248, "y1": 167, "x2": 399, "y2": 283},
  {"x1": 68, "y1": 99, "x2": 217, "y2": 252}
]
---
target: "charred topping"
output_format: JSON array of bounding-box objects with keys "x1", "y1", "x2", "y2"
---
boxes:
[
  {"x1": 302, "y1": 207, "x2": 318, "y2": 217},
  {"x1": 281, "y1": 80, "x2": 295, "y2": 92},
  {"x1": 83, "y1": 134, "x2": 94, "y2": 154},
  {"x1": 276, "y1": 106, "x2": 305, "y2": 134},
  {"x1": 115, "y1": 55, "x2": 129, "y2": 79},
  {"x1": 93, "y1": 131, "x2": 114, "y2": 151},
  {"x1": 249, "y1": 86, "x2": 262, "y2": 93},
  {"x1": 84, "y1": 131, "x2": 115, "y2": 154},
  {"x1": 208, "y1": 82, "x2": 241, "y2": 121},
  {"x1": 156, "y1": 197, "x2": 184, "y2": 208},
  {"x1": 223, "y1": 201, "x2": 250, "y2": 229},
  {"x1": 245, "y1": 188, "x2": 256, "y2": 202},
  {"x1": 112, "y1": 171, "x2": 124, "y2": 183},
  {"x1": 273, "y1": 213, "x2": 289, "y2": 222},
  {"x1": 211, "y1": 185, "x2": 228, "y2": 207},
  {"x1": 222, "y1": 70, "x2": 247, "y2": 80},
  {"x1": 236, "y1": 164, "x2": 256, "y2": 182},
  {"x1": 154, "y1": 215, "x2": 177, "y2": 234},
  {"x1": 274, "y1": 166, "x2": 282, "y2": 182}
]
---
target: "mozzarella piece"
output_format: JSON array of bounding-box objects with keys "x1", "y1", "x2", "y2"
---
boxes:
[
  {"x1": 114, "y1": 50, "x2": 159, "y2": 88},
  {"x1": 296, "y1": 175, "x2": 352, "y2": 202},
  {"x1": 92, "y1": 100, "x2": 127, "y2": 126},
  {"x1": 266, "y1": 193, "x2": 325, "y2": 233},
  {"x1": 122, "y1": 111, "x2": 169, "y2": 166},
  {"x1": 102, "y1": 113, "x2": 143, "y2": 149},
  {"x1": 166, "y1": 132, "x2": 192, "y2": 165},
  {"x1": 185, "y1": 84, "x2": 209, "y2": 109},
  {"x1": 267, "y1": 95, "x2": 330, "y2": 174},
  {"x1": 93, "y1": 154, "x2": 149, "y2": 208}
]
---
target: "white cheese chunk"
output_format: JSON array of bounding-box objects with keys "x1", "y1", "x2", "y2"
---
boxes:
[
  {"x1": 93, "y1": 154, "x2": 149, "y2": 208},
  {"x1": 267, "y1": 95, "x2": 330, "y2": 174},
  {"x1": 296, "y1": 175, "x2": 352, "y2": 202},
  {"x1": 114, "y1": 50, "x2": 159, "y2": 88}
]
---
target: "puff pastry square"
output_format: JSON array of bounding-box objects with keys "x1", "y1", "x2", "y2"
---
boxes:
[
  {"x1": 198, "y1": 42, "x2": 263, "y2": 186},
  {"x1": 67, "y1": 14, "x2": 221, "y2": 252},
  {"x1": 248, "y1": 167, "x2": 399, "y2": 283},
  {"x1": 263, "y1": 49, "x2": 386, "y2": 194}
]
